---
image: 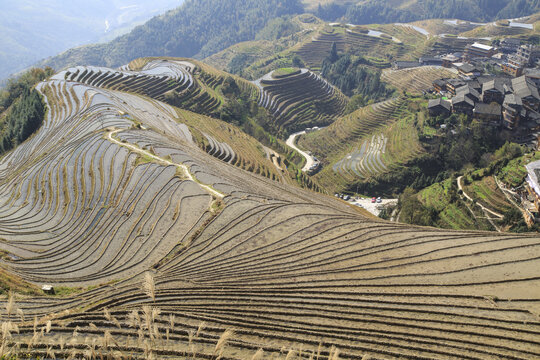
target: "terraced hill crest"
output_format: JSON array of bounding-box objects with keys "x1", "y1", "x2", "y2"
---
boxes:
[
  {"x1": 254, "y1": 67, "x2": 348, "y2": 133},
  {"x1": 0, "y1": 56, "x2": 540, "y2": 359},
  {"x1": 64, "y1": 57, "x2": 259, "y2": 118},
  {"x1": 297, "y1": 96, "x2": 425, "y2": 191}
]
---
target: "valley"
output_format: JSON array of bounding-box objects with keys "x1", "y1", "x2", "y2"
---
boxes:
[{"x1": 1, "y1": 0, "x2": 540, "y2": 358}]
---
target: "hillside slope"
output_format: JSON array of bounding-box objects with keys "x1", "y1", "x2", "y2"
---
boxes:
[
  {"x1": 38, "y1": 0, "x2": 304, "y2": 73},
  {"x1": 0, "y1": 0, "x2": 184, "y2": 80},
  {"x1": 31, "y1": 0, "x2": 540, "y2": 79},
  {"x1": 255, "y1": 68, "x2": 348, "y2": 133},
  {"x1": 297, "y1": 97, "x2": 426, "y2": 191},
  {"x1": 344, "y1": 0, "x2": 540, "y2": 24},
  {"x1": 0, "y1": 62, "x2": 539, "y2": 359}
]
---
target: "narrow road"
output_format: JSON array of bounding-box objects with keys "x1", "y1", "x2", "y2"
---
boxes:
[
  {"x1": 286, "y1": 131, "x2": 316, "y2": 172},
  {"x1": 107, "y1": 129, "x2": 224, "y2": 199},
  {"x1": 457, "y1": 176, "x2": 503, "y2": 219}
]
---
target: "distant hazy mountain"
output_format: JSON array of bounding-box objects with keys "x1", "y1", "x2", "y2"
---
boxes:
[
  {"x1": 22, "y1": 0, "x2": 540, "y2": 78},
  {"x1": 37, "y1": 0, "x2": 303, "y2": 73},
  {"x1": 0, "y1": 0, "x2": 184, "y2": 80},
  {"x1": 317, "y1": 0, "x2": 540, "y2": 23}
]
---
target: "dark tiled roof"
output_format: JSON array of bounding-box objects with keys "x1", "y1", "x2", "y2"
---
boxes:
[
  {"x1": 447, "y1": 79, "x2": 466, "y2": 87},
  {"x1": 483, "y1": 79, "x2": 505, "y2": 93},
  {"x1": 458, "y1": 63, "x2": 479, "y2": 73},
  {"x1": 476, "y1": 75, "x2": 497, "y2": 84},
  {"x1": 394, "y1": 61, "x2": 421, "y2": 68},
  {"x1": 428, "y1": 98, "x2": 451, "y2": 111},
  {"x1": 456, "y1": 85, "x2": 480, "y2": 99},
  {"x1": 465, "y1": 79, "x2": 481, "y2": 91},
  {"x1": 529, "y1": 110, "x2": 540, "y2": 120},
  {"x1": 512, "y1": 76, "x2": 540, "y2": 100},
  {"x1": 433, "y1": 79, "x2": 447, "y2": 87},
  {"x1": 452, "y1": 94, "x2": 475, "y2": 107},
  {"x1": 504, "y1": 94, "x2": 522, "y2": 106},
  {"x1": 474, "y1": 102, "x2": 502, "y2": 116},
  {"x1": 420, "y1": 57, "x2": 443, "y2": 63},
  {"x1": 501, "y1": 38, "x2": 521, "y2": 45}
]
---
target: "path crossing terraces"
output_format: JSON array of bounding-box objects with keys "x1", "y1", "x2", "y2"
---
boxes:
[{"x1": 0, "y1": 61, "x2": 538, "y2": 360}]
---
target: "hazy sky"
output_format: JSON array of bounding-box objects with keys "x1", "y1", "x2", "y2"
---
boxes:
[{"x1": 0, "y1": 0, "x2": 184, "y2": 80}]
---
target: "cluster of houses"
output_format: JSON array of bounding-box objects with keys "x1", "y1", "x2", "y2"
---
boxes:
[
  {"x1": 428, "y1": 74, "x2": 540, "y2": 148},
  {"x1": 394, "y1": 38, "x2": 540, "y2": 79},
  {"x1": 500, "y1": 41, "x2": 540, "y2": 77},
  {"x1": 394, "y1": 33, "x2": 540, "y2": 226}
]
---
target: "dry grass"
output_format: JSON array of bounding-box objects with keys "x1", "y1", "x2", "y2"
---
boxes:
[
  {"x1": 214, "y1": 329, "x2": 234, "y2": 359},
  {"x1": 142, "y1": 272, "x2": 156, "y2": 301}
]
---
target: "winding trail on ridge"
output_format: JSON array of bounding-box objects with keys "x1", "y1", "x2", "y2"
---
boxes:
[
  {"x1": 286, "y1": 131, "x2": 316, "y2": 172},
  {"x1": 107, "y1": 128, "x2": 225, "y2": 199},
  {"x1": 457, "y1": 176, "x2": 504, "y2": 219}
]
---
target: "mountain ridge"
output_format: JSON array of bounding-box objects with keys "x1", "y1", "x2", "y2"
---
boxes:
[{"x1": 33, "y1": 0, "x2": 540, "y2": 77}]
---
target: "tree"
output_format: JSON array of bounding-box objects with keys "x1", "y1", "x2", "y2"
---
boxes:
[
  {"x1": 0, "y1": 86, "x2": 46, "y2": 156},
  {"x1": 292, "y1": 55, "x2": 304, "y2": 68},
  {"x1": 399, "y1": 187, "x2": 438, "y2": 226},
  {"x1": 329, "y1": 42, "x2": 339, "y2": 63}
]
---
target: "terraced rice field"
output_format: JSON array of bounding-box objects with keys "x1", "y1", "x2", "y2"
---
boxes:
[
  {"x1": 460, "y1": 23, "x2": 533, "y2": 38},
  {"x1": 410, "y1": 19, "x2": 480, "y2": 36},
  {"x1": 0, "y1": 62, "x2": 539, "y2": 359},
  {"x1": 344, "y1": 29, "x2": 408, "y2": 60},
  {"x1": 426, "y1": 37, "x2": 491, "y2": 57},
  {"x1": 299, "y1": 98, "x2": 407, "y2": 156},
  {"x1": 255, "y1": 68, "x2": 347, "y2": 132},
  {"x1": 67, "y1": 57, "x2": 260, "y2": 118},
  {"x1": 294, "y1": 22, "x2": 430, "y2": 69},
  {"x1": 498, "y1": 151, "x2": 540, "y2": 188},
  {"x1": 174, "y1": 108, "x2": 289, "y2": 183},
  {"x1": 295, "y1": 29, "x2": 347, "y2": 68},
  {"x1": 333, "y1": 134, "x2": 389, "y2": 178},
  {"x1": 382, "y1": 66, "x2": 459, "y2": 94},
  {"x1": 369, "y1": 23, "x2": 433, "y2": 60},
  {"x1": 298, "y1": 97, "x2": 424, "y2": 190},
  {"x1": 463, "y1": 176, "x2": 513, "y2": 215},
  {"x1": 419, "y1": 179, "x2": 495, "y2": 231}
]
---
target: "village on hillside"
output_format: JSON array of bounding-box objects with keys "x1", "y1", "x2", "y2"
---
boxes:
[{"x1": 409, "y1": 38, "x2": 540, "y2": 226}]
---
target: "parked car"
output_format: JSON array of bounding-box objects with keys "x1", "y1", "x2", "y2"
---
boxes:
[
  {"x1": 376, "y1": 197, "x2": 382, "y2": 203},
  {"x1": 343, "y1": 195, "x2": 350, "y2": 201},
  {"x1": 371, "y1": 197, "x2": 376, "y2": 203}
]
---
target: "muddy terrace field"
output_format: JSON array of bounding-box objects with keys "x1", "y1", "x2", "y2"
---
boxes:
[{"x1": 0, "y1": 60, "x2": 539, "y2": 359}]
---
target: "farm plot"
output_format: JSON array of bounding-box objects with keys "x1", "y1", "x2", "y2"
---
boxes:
[
  {"x1": 174, "y1": 108, "x2": 288, "y2": 184},
  {"x1": 294, "y1": 24, "x2": 420, "y2": 68},
  {"x1": 298, "y1": 97, "x2": 407, "y2": 158},
  {"x1": 2, "y1": 199, "x2": 540, "y2": 360},
  {"x1": 419, "y1": 179, "x2": 495, "y2": 231},
  {"x1": 297, "y1": 97, "x2": 425, "y2": 190},
  {"x1": 295, "y1": 29, "x2": 347, "y2": 68},
  {"x1": 463, "y1": 176, "x2": 513, "y2": 215},
  {"x1": 345, "y1": 29, "x2": 407, "y2": 61},
  {"x1": 255, "y1": 68, "x2": 347, "y2": 132},
  {"x1": 426, "y1": 36, "x2": 491, "y2": 57},
  {"x1": 0, "y1": 78, "x2": 221, "y2": 285},
  {"x1": 330, "y1": 107, "x2": 423, "y2": 185},
  {"x1": 333, "y1": 134, "x2": 388, "y2": 178},
  {"x1": 64, "y1": 57, "x2": 260, "y2": 118},
  {"x1": 0, "y1": 64, "x2": 539, "y2": 360},
  {"x1": 382, "y1": 66, "x2": 459, "y2": 94}
]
